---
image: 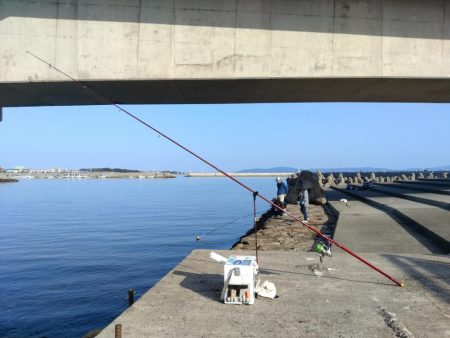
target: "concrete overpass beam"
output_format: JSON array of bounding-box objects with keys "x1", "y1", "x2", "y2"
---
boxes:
[{"x1": 2, "y1": 0, "x2": 450, "y2": 105}]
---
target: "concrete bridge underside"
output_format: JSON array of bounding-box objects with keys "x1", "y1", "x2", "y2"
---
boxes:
[{"x1": 2, "y1": 0, "x2": 450, "y2": 106}]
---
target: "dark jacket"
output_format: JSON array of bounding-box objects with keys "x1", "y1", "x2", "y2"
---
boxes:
[{"x1": 277, "y1": 182, "x2": 288, "y2": 195}]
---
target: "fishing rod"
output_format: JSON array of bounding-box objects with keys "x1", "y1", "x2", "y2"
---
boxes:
[{"x1": 26, "y1": 51, "x2": 404, "y2": 287}]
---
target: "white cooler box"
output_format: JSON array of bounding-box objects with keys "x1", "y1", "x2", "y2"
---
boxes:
[{"x1": 222, "y1": 256, "x2": 258, "y2": 305}]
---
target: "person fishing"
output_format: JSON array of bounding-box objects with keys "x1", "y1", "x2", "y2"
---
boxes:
[
  {"x1": 298, "y1": 187, "x2": 309, "y2": 222},
  {"x1": 275, "y1": 177, "x2": 287, "y2": 203},
  {"x1": 275, "y1": 177, "x2": 288, "y2": 216}
]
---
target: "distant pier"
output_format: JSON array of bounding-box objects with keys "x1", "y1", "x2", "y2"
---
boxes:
[
  {"x1": 0, "y1": 171, "x2": 176, "y2": 180},
  {"x1": 185, "y1": 172, "x2": 295, "y2": 177}
]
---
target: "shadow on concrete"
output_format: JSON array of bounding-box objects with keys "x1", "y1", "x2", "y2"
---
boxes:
[
  {"x1": 258, "y1": 268, "x2": 281, "y2": 276},
  {"x1": 185, "y1": 258, "x2": 225, "y2": 266},
  {"x1": 1, "y1": 0, "x2": 448, "y2": 39},
  {"x1": 325, "y1": 189, "x2": 353, "y2": 202},
  {"x1": 259, "y1": 267, "x2": 394, "y2": 287},
  {"x1": 173, "y1": 269, "x2": 223, "y2": 303},
  {"x1": 173, "y1": 263, "x2": 395, "y2": 303},
  {"x1": 382, "y1": 254, "x2": 450, "y2": 304},
  {"x1": 394, "y1": 180, "x2": 450, "y2": 188}
]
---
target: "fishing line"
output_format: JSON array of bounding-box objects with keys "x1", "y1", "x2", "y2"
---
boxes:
[
  {"x1": 196, "y1": 209, "x2": 267, "y2": 242},
  {"x1": 26, "y1": 51, "x2": 404, "y2": 287}
]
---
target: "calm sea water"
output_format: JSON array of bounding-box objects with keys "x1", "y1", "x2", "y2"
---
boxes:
[{"x1": 0, "y1": 177, "x2": 275, "y2": 338}]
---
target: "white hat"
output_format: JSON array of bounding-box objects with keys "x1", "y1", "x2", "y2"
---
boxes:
[{"x1": 276, "y1": 177, "x2": 281, "y2": 182}]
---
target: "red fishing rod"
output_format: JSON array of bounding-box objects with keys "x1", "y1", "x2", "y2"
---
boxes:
[{"x1": 26, "y1": 51, "x2": 404, "y2": 287}]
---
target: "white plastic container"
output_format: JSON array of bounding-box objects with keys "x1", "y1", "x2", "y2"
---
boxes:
[{"x1": 223, "y1": 256, "x2": 258, "y2": 305}]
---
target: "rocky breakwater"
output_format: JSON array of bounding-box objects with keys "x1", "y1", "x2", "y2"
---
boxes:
[
  {"x1": 318, "y1": 170, "x2": 449, "y2": 187},
  {"x1": 233, "y1": 171, "x2": 336, "y2": 251},
  {"x1": 233, "y1": 204, "x2": 337, "y2": 251},
  {"x1": 285, "y1": 170, "x2": 327, "y2": 205}
]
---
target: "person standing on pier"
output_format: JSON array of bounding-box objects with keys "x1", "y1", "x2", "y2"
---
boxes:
[
  {"x1": 275, "y1": 177, "x2": 288, "y2": 216},
  {"x1": 298, "y1": 188, "x2": 309, "y2": 222},
  {"x1": 276, "y1": 177, "x2": 287, "y2": 203}
]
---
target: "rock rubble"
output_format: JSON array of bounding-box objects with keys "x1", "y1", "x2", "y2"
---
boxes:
[{"x1": 232, "y1": 203, "x2": 337, "y2": 251}]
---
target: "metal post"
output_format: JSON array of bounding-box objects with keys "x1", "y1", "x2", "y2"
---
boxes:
[
  {"x1": 114, "y1": 324, "x2": 122, "y2": 338},
  {"x1": 253, "y1": 191, "x2": 258, "y2": 264},
  {"x1": 127, "y1": 289, "x2": 135, "y2": 307}
]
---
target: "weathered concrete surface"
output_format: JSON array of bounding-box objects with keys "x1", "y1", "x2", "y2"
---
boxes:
[
  {"x1": 370, "y1": 184, "x2": 450, "y2": 210},
  {"x1": 378, "y1": 182, "x2": 450, "y2": 196},
  {"x1": 3, "y1": 0, "x2": 450, "y2": 106},
  {"x1": 96, "y1": 249, "x2": 450, "y2": 338},
  {"x1": 335, "y1": 188, "x2": 450, "y2": 253},
  {"x1": 327, "y1": 189, "x2": 442, "y2": 254}
]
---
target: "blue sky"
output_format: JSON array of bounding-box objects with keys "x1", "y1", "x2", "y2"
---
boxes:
[{"x1": 1, "y1": 102, "x2": 449, "y2": 171}]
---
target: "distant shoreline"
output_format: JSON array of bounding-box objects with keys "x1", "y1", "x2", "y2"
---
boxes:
[
  {"x1": 0, "y1": 172, "x2": 176, "y2": 180},
  {"x1": 185, "y1": 172, "x2": 295, "y2": 177}
]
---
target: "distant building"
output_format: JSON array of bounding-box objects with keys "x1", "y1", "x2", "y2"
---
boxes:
[
  {"x1": 29, "y1": 169, "x2": 45, "y2": 173},
  {"x1": 48, "y1": 168, "x2": 67, "y2": 173},
  {"x1": 14, "y1": 166, "x2": 29, "y2": 173}
]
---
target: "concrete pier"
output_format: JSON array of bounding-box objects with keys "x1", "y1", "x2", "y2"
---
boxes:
[
  {"x1": 96, "y1": 249, "x2": 450, "y2": 337},
  {"x1": 333, "y1": 185, "x2": 450, "y2": 253},
  {"x1": 370, "y1": 184, "x2": 450, "y2": 210},
  {"x1": 95, "y1": 182, "x2": 450, "y2": 337},
  {"x1": 327, "y1": 189, "x2": 442, "y2": 254}
]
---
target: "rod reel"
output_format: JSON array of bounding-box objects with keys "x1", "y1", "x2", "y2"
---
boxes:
[{"x1": 314, "y1": 241, "x2": 332, "y2": 263}]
